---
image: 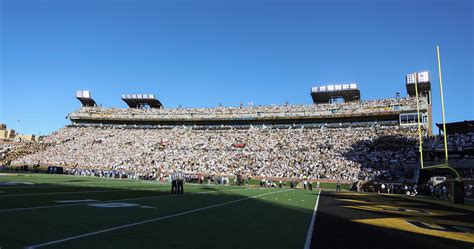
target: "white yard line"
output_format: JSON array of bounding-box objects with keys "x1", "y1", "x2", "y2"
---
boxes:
[
  {"x1": 0, "y1": 187, "x2": 251, "y2": 212},
  {"x1": 304, "y1": 189, "x2": 321, "y2": 249},
  {"x1": 25, "y1": 189, "x2": 292, "y2": 249}
]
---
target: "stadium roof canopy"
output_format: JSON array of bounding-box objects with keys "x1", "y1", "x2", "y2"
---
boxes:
[
  {"x1": 311, "y1": 84, "x2": 360, "y2": 104},
  {"x1": 76, "y1": 91, "x2": 97, "y2": 107},
  {"x1": 436, "y1": 120, "x2": 474, "y2": 135},
  {"x1": 121, "y1": 94, "x2": 163, "y2": 109}
]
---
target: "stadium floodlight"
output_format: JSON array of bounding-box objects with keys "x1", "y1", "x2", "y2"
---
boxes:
[
  {"x1": 311, "y1": 83, "x2": 360, "y2": 104},
  {"x1": 76, "y1": 90, "x2": 91, "y2": 99},
  {"x1": 406, "y1": 73, "x2": 416, "y2": 84},
  {"x1": 312, "y1": 84, "x2": 357, "y2": 92},
  {"x1": 121, "y1": 93, "x2": 163, "y2": 108},
  {"x1": 418, "y1": 71, "x2": 429, "y2": 83},
  {"x1": 75, "y1": 90, "x2": 96, "y2": 107}
]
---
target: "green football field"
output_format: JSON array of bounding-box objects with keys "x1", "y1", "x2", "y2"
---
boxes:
[{"x1": 0, "y1": 173, "x2": 320, "y2": 249}]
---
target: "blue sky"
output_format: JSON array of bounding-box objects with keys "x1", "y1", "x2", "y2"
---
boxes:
[{"x1": 1, "y1": 0, "x2": 473, "y2": 135}]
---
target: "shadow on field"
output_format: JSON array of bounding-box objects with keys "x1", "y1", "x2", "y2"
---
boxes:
[
  {"x1": 197, "y1": 185, "x2": 220, "y2": 191},
  {"x1": 311, "y1": 191, "x2": 473, "y2": 249},
  {"x1": 67, "y1": 179, "x2": 90, "y2": 183},
  {"x1": 0, "y1": 174, "x2": 472, "y2": 249}
]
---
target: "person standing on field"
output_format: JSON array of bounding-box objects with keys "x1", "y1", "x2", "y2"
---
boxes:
[
  {"x1": 177, "y1": 171, "x2": 184, "y2": 195},
  {"x1": 171, "y1": 170, "x2": 177, "y2": 194}
]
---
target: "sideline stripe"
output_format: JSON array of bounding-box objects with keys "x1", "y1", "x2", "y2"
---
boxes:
[
  {"x1": 0, "y1": 189, "x2": 123, "y2": 197},
  {"x1": 304, "y1": 189, "x2": 321, "y2": 249},
  {"x1": 0, "y1": 185, "x2": 204, "y2": 197},
  {"x1": 0, "y1": 185, "x2": 67, "y2": 189},
  {"x1": 25, "y1": 189, "x2": 292, "y2": 249},
  {"x1": 0, "y1": 187, "x2": 252, "y2": 212}
]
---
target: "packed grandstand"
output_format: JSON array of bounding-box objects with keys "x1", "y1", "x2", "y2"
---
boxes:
[
  {"x1": 1, "y1": 76, "x2": 472, "y2": 184},
  {"x1": 1, "y1": 93, "x2": 429, "y2": 182},
  {"x1": 8, "y1": 123, "x2": 420, "y2": 181}
]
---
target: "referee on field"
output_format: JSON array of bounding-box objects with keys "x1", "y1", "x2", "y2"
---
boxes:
[
  {"x1": 171, "y1": 170, "x2": 177, "y2": 194},
  {"x1": 177, "y1": 171, "x2": 184, "y2": 195}
]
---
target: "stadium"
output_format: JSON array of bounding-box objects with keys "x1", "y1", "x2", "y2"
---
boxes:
[
  {"x1": 1, "y1": 69, "x2": 473, "y2": 249},
  {"x1": 2, "y1": 1, "x2": 474, "y2": 248}
]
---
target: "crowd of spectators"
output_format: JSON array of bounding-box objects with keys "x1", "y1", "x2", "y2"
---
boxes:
[
  {"x1": 12, "y1": 122, "x2": 421, "y2": 182},
  {"x1": 1, "y1": 142, "x2": 50, "y2": 164},
  {"x1": 1, "y1": 143, "x2": 17, "y2": 161},
  {"x1": 424, "y1": 133, "x2": 474, "y2": 152},
  {"x1": 65, "y1": 167, "x2": 210, "y2": 183}
]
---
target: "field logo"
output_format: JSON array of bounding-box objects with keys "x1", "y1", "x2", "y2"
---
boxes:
[
  {"x1": 406, "y1": 220, "x2": 473, "y2": 233},
  {"x1": 354, "y1": 217, "x2": 474, "y2": 243},
  {"x1": 55, "y1": 199, "x2": 98, "y2": 203},
  {"x1": 88, "y1": 203, "x2": 140, "y2": 208}
]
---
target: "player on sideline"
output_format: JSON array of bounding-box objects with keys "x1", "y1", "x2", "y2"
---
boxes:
[
  {"x1": 177, "y1": 171, "x2": 184, "y2": 195},
  {"x1": 171, "y1": 170, "x2": 178, "y2": 194}
]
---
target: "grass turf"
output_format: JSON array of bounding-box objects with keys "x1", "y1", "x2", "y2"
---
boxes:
[{"x1": 0, "y1": 173, "x2": 320, "y2": 249}]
